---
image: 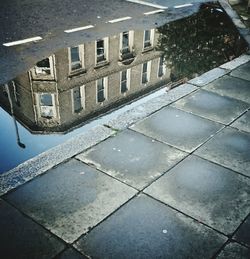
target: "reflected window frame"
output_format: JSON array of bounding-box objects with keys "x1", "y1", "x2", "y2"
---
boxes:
[
  {"x1": 68, "y1": 45, "x2": 85, "y2": 73},
  {"x1": 143, "y1": 29, "x2": 155, "y2": 50},
  {"x1": 33, "y1": 56, "x2": 56, "y2": 80},
  {"x1": 96, "y1": 77, "x2": 108, "y2": 103},
  {"x1": 120, "y1": 69, "x2": 131, "y2": 94},
  {"x1": 36, "y1": 93, "x2": 57, "y2": 119},
  {"x1": 95, "y1": 38, "x2": 109, "y2": 65},
  {"x1": 141, "y1": 61, "x2": 151, "y2": 85},
  {"x1": 158, "y1": 55, "x2": 166, "y2": 78},
  {"x1": 119, "y1": 31, "x2": 134, "y2": 56},
  {"x1": 71, "y1": 85, "x2": 85, "y2": 113}
]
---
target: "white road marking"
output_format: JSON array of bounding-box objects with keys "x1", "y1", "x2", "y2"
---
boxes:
[
  {"x1": 174, "y1": 3, "x2": 193, "y2": 8},
  {"x1": 144, "y1": 9, "x2": 165, "y2": 15},
  {"x1": 127, "y1": 0, "x2": 168, "y2": 9},
  {"x1": 3, "y1": 36, "x2": 42, "y2": 47},
  {"x1": 108, "y1": 16, "x2": 132, "y2": 23},
  {"x1": 64, "y1": 25, "x2": 94, "y2": 33}
]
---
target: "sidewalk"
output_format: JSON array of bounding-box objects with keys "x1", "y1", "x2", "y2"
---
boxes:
[{"x1": 0, "y1": 52, "x2": 249, "y2": 258}]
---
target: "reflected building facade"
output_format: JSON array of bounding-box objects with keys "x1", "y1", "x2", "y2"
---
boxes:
[{"x1": 0, "y1": 28, "x2": 169, "y2": 133}]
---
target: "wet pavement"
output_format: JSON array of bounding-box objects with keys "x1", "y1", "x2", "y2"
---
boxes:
[
  {"x1": 0, "y1": 53, "x2": 249, "y2": 258},
  {"x1": 0, "y1": 1, "x2": 250, "y2": 258}
]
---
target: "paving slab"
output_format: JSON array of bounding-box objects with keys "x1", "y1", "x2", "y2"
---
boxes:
[
  {"x1": 77, "y1": 130, "x2": 186, "y2": 190},
  {"x1": 74, "y1": 194, "x2": 226, "y2": 259},
  {"x1": 204, "y1": 75, "x2": 250, "y2": 104},
  {"x1": 145, "y1": 155, "x2": 250, "y2": 235},
  {"x1": 234, "y1": 215, "x2": 250, "y2": 247},
  {"x1": 0, "y1": 199, "x2": 65, "y2": 259},
  {"x1": 220, "y1": 54, "x2": 250, "y2": 70},
  {"x1": 172, "y1": 89, "x2": 249, "y2": 124},
  {"x1": 4, "y1": 159, "x2": 136, "y2": 243},
  {"x1": 188, "y1": 67, "x2": 228, "y2": 86},
  {"x1": 55, "y1": 248, "x2": 87, "y2": 259},
  {"x1": 131, "y1": 106, "x2": 223, "y2": 153},
  {"x1": 194, "y1": 127, "x2": 250, "y2": 177},
  {"x1": 230, "y1": 62, "x2": 250, "y2": 81},
  {"x1": 231, "y1": 111, "x2": 250, "y2": 133},
  {"x1": 217, "y1": 242, "x2": 250, "y2": 258}
]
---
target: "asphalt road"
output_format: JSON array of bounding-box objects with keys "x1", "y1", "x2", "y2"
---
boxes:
[{"x1": 0, "y1": 0, "x2": 204, "y2": 84}]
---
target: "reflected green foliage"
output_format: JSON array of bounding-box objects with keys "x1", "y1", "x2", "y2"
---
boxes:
[{"x1": 157, "y1": 3, "x2": 248, "y2": 80}]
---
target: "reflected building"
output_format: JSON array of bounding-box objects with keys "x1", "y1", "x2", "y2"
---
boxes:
[{"x1": 0, "y1": 28, "x2": 170, "y2": 133}]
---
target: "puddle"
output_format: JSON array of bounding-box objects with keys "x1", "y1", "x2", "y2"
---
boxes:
[{"x1": 0, "y1": 2, "x2": 248, "y2": 174}]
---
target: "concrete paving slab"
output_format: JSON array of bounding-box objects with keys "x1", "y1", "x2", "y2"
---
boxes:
[
  {"x1": 74, "y1": 194, "x2": 226, "y2": 259},
  {"x1": 106, "y1": 83, "x2": 197, "y2": 130},
  {"x1": 194, "y1": 127, "x2": 250, "y2": 177},
  {"x1": 230, "y1": 62, "x2": 250, "y2": 81},
  {"x1": 234, "y1": 215, "x2": 250, "y2": 247},
  {"x1": 77, "y1": 130, "x2": 186, "y2": 190},
  {"x1": 188, "y1": 67, "x2": 228, "y2": 86},
  {"x1": 217, "y1": 242, "x2": 250, "y2": 258},
  {"x1": 0, "y1": 198, "x2": 65, "y2": 259},
  {"x1": 144, "y1": 156, "x2": 250, "y2": 235},
  {"x1": 55, "y1": 248, "x2": 87, "y2": 259},
  {"x1": 4, "y1": 159, "x2": 136, "y2": 243},
  {"x1": 131, "y1": 106, "x2": 223, "y2": 153},
  {"x1": 172, "y1": 90, "x2": 249, "y2": 124},
  {"x1": 231, "y1": 111, "x2": 250, "y2": 133},
  {"x1": 204, "y1": 75, "x2": 250, "y2": 104}
]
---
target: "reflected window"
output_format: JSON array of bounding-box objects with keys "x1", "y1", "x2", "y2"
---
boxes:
[
  {"x1": 38, "y1": 93, "x2": 56, "y2": 118},
  {"x1": 13, "y1": 81, "x2": 21, "y2": 106},
  {"x1": 70, "y1": 46, "x2": 83, "y2": 71},
  {"x1": 72, "y1": 85, "x2": 85, "y2": 113},
  {"x1": 141, "y1": 61, "x2": 151, "y2": 84},
  {"x1": 143, "y1": 29, "x2": 154, "y2": 49},
  {"x1": 158, "y1": 56, "x2": 166, "y2": 78},
  {"x1": 96, "y1": 78, "x2": 107, "y2": 103},
  {"x1": 121, "y1": 31, "x2": 129, "y2": 54},
  {"x1": 96, "y1": 38, "x2": 108, "y2": 64},
  {"x1": 120, "y1": 69, "x2": 130, "y2": 93},
  {"x1": 35, "y1": 58, "x2": 51, "y2": 75}
]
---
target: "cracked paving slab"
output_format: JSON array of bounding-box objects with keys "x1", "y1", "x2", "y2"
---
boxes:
[
  {"x1": 131, "y1": 106, "x2": 223, "y2": 153},
  {"x1": 77, "y1": 129, "x2": 186, "y2": 190},
  {"x1": 74, "y1": 194, "x2": 226, "y2": 259},
  {"x1": 234, "y1": 215, "x2": 250, "y2": 248},
  {"x1": 194, "y1": 127, "x2": 250, "y2": 177},
  {"x1": 0, "y1": 199, "x2": 65, "y2": 258},
  {"x1": 144, "y1": 155, "x2": 250, "y2": 235},
  {"x1": 172, "y1": 89, "x2": 249, "y2": 125},
  {"x1": 4, "y1": 159, "x2": 136, "y2": 243}
]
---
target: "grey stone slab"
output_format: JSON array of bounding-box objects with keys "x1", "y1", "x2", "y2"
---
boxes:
[
  {"x1": 131, "y1": 106, "x2": 223, "y2": 153},
  {"x1": 188, "y1": 67, "x2": 228, "y2": 86},
  {"x1": 77, "y1": 130, "x2": 186, "y2": 190},
  {"x1": 4, "y1": 159, "x2": 136, "y2": 243},
  {"x1": 173, "y1": 90, "x2": 249, "y2": 124},
  {"x1": 0, "y1": 199, "x2": 65, "y2": 259},
  {"x1": 220, "y1": 55, "x2": 250, "y2": 70},
  {"x1": 195, "y1": 127, "x2": 250, "y2": 177},
  {"x1": 217, "y1": 242, "x2": 250, "y2": 258},
  {"x1": 75, "y1": 194, "x2": 226, "y2": 259},
  {"x1": 204, "y1": 75, "x2": 250, "y2": 104},
  {"x1": 55, "y1": 248, "x2": 87, "y2": 259},
  {"x1": 106, "y1": 83, "x2": 197, "y2": 130},
  {"x1": 0, "y1": 125, "x2": 114, "y2": 196},
  {"x1": 231, "y1": 111, "x2": 250, "y2": 133},
  {"x1": 234, "y1": 215, "x2": 250, "y2": 247},
  {"x1": 230, "y1": 62, "x2": 250, "y2": 81},
  {"x1": 145, "y1": 155, "x2": 250, "y2": 235}
]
